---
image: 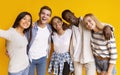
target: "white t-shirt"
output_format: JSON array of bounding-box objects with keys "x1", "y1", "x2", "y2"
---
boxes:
[
  {"x1": 52, "y1": 29, "x2": 72, "y2": 53},
  {"x1": 0, "y1": 28, "x2": 29, "y2": 73},
  {"x1": 29, "y1": 26, "x2": 50, "y2": 59}
]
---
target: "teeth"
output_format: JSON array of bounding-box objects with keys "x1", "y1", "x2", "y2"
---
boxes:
[
  {"x1": 42, "y1": 18, "x2": 46, "y2": 20},
  {"x1": 42, "y1": 18, "x2": 47, "y2": 20},
  {"x1": 23, "y1": 24, "x2": 28, "y2": 26}
]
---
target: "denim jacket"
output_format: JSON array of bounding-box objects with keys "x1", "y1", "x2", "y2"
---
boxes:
[{"x1": 25, "y1": 21, "x2": 52, "y2": 59}]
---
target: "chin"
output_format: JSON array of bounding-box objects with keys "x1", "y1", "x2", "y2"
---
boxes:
[
  {"x1": 88, "y1": 28, "x2": 92, "y2": 30},
  {"x1": 24, "y1": 25, "x2": 30, "y2": 28},
  {"x1": 24, "y1": 27, "x2": 29, "y2": 29},
  {"x1": 42, "y1": 21, "x2": 48, "y2": 24}
]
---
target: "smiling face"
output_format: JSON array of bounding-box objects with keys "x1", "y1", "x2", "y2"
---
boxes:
[
  {"x1": 51, "y1": 17, "x2": 63, "y2": 31},
  {"x1": 18, "y1": 15, "x2": 31, "y2": 29},
  {"x1": 39, "y1": 9, "x2": 51, "y2": 24},
  {"x1": 63, "y1": 11, "x2": 78, "y2": 25},
  {"x1": 83, "y1": 16, "x2": 96, "y2": 30}
]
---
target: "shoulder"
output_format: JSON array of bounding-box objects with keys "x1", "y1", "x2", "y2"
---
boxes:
[
  {"x1": 71, "y1": 25, "x2": 79, "y2": 31},
  {"x1": 0, "y1": 28, "x2": 13, "y2": 32},
  {"x1": 66, "y1": 29, "x2": 72, "y2": 33},
  {"x1": 102, "y1": 22, "x2": 114, "y2": 31},
  {"x1": 47, "y1": 24, "x2": 52, "y2": 28},
  {"x1": 7, "y1": 28, "x2": 15, "y2": 33},
  {"x1": 65, "y1": 29, "x2": 72, "y2": 36},
  {"x1": 6, "y1": 28, "x2": 16, "y2": 37},
  {"x1": 52, "y1": 32, "x2": 57, "y2": 37},
  {"x1": 101, "y1": 22, "x2": 113, "y2": 28},
  {"x1": 47, "y1": 24, "x2": 52, "y2": 32},
  {"x1": 32, "y1": 22, "x2": 38, "y2": 28},
  {"x1": 79, "y1": 16, "x2": 83, "y2": 21}
]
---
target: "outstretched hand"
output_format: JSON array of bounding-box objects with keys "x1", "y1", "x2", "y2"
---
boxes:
[{"x1": 103, "y1": 25, "x2": 113, "y2": 40}]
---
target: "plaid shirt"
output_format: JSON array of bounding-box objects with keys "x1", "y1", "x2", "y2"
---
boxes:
[{"x1": 48, "y1": 52, "x2": 74, "y2": 75}]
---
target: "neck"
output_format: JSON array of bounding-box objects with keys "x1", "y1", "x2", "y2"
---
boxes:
[
  {"x1": 74, "y1": 18, "x2": 79, "y2": 26},
  {"x1": 38, "y1": 20, "x2": 46, "y2": 28},
  {"x1": 93, "y1": 26, "x2": 101, "y2": 32},
  {"x1": 57, "y1": 29, "x2": 65, "y2": 35},
  {"x1": 15, "y1": 27, "x2": 24, "y2": 35}
]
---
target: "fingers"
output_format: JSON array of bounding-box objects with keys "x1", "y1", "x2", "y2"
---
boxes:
[
  {"x1": 105, "y1": 32, "x2": 112, "y2": 40},
  {"x1": 103, "y1": 25, "x2": 112, "y2": 40}
]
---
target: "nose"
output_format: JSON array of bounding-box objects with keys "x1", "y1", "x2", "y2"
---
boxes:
[
  {"x1": 43, "y1": 13, "x2": 49, "y2": 18},
  {"x1": 43, "y1": 14, "x2": 46, "y2": 18},
  {"x1": 25, "y1": 20, "x2": 30, "y2": 25},
  {"x1": 87, "y1": 22, "x2": 91, "y2": 26},
  {"x1": 85, "y1": 22, "x2": 90, "y2": 28},
  {"x1": 56, "y1": 23, "x2": 60, "y2": 26}
]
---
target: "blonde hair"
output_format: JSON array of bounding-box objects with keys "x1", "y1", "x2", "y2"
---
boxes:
[{"x1": 83, "y1": 13, "x2": 104, "y2": 29}]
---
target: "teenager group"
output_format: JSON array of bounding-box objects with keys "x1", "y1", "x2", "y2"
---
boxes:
[{"x1": 0, "y1": 6, "x2": 117, "y2": 75}]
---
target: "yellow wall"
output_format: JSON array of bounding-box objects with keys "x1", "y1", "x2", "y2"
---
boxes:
[{"x1": 0, "y1": 0, "x2": 120, "y2": 75}]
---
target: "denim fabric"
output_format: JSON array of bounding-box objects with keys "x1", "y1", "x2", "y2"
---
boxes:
[
  {"x1": 29, "y1": 56, "x2": 47, "y2": 75},
  {"x1": 8, "y1": 66, "x2": 29, "y2": 75},
  {"x1": 95, "y1": 57, "x2": 109, "y2": 72},
  {"x1": 25, "y1": 22, "x2": 52, "y2": 55},
  {"x1": 95, "y1": 56, "x2": 116, "y2": 75},
  {"x1": 112, "y1": 66, "x2": 116, "y2": 75}
]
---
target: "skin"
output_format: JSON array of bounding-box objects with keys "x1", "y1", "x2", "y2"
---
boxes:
[
  {"x1": 38, "y1": 9, "x2": 51, "y2": 28},
  {"x1": 63, "y1": 11, "x2": 112, "y2": 40},
  {"x1": 63, "y1": 12, "x2": 79, "y2": 26},
  {"x1": 52, "y1": 18, "x2": 65, "y2": 35},
  {"x1": 16, "y1": 14, "x2": 31, "y2": 35},
  {"x1": 62, "y1": 10, "x2": 114, "y2": 75},
  {"x1": 6, "y1": 14, "x2": 31, "y2": 57},
  {"x1": 83, "y1": 16, "x2": 114, "y2": 75},
  {"x1": 83, "y1": 16, "x2": 100, "y2": 32}
]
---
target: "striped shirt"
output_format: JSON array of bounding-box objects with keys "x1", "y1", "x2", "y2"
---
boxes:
[{"x1": 91, "y1": 30, "x2": 117, "y2": 64}]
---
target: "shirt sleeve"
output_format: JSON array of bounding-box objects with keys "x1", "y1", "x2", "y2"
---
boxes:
[
  {"x1": 107, "y1": 32, "x2": 117, "y2": 64},
  {"x1": 0, "y1": 29, "x2": 11, "y2": 40}
]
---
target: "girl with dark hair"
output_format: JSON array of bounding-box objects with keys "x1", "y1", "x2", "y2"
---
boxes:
[
  {"x1": 0, "y1": 11, "x2": 32, "y2": 75},
  {"x1": 48, "y1": 16, "x2": 74, "y2": 75}
]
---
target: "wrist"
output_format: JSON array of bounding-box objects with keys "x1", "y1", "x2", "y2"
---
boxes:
[{"x1": 107, "y1": 70, "x2": 112, "y2": 73}]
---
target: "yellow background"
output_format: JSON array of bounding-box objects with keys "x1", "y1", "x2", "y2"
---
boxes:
[{"x1": 0, "y1": 0, "x2": 120, "y2": 75}]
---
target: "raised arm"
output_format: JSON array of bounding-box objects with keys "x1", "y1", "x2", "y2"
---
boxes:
[{"x1": 0, "y1": 29, "x2": 11, "y2": 40}]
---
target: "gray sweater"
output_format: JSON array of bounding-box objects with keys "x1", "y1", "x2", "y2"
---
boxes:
[{"x1": 0, "y1": 28, "x2": 29, "y2": 73}]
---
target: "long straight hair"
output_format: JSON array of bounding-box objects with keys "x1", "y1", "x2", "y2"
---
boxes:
[
  {"x1": 83, "y1": 13, "x2": 104, "y2": 30},
  {"x1": 12, "y1": 11, "x2": 32, "y2": 33}
]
